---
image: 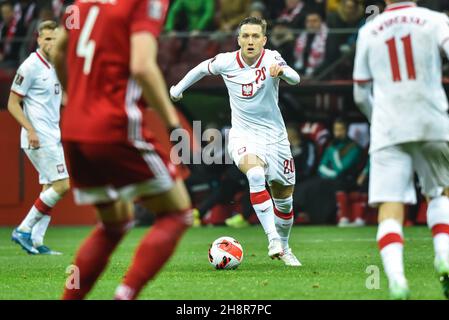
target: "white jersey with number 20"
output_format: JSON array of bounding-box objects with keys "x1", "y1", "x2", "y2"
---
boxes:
[{"x1": 208, "y1": 49, "x2": 291, "y2": 144}]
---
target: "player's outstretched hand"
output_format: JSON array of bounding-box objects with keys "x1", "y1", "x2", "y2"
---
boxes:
[
  {"x1": 170, "y1": 86, "x2": 183, "y2": 102},
  {"x1": 269, "y1": 63, "x2": 284, "y2": 78}
]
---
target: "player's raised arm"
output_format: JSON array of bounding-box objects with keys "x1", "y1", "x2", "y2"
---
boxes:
[
  {"x1": 269, "y1": 62, "x2": 300, "y2": 85},
  {"x1": 131, "y1": 32, "x2": 180, "y2": 128},
  {"x1": 169, "y1": 57, "x2": 217, "y2": 102},
  {"x1": 52, "y1": 27, "x2": 68, "y2": 89},
  {"x1": 353, "y1": 27, "x2": 373, "y2": 122}
]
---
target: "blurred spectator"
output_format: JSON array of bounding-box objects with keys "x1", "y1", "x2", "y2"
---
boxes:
[
  {"x1": 19, "y1": 6, "x2": 54, "y2": 63},
  {"x1": 14, "y1": 0, "x2": 38, "y2": 31},
  {"x1": 293, "y1": 118, "x2": 364, "y2": 224},
  {"x1": 217, "y1": 0, "x2": 250, "y2": 33},
  {"x1": 0, "y1": 0, "x2": 25, "y2": 68},
  {"x1": 277, "y1": 0, "x2": 309, "y2": 29},
  {"x1": 314, "y1": 0, "x2": 364, "y2": 78},
  {"x1": 248, "y1": 1, "x2": 271, "y2": 28},
  {"x1": 317, "y1": 118, "x2": 362, "y2": 180},
  {"x1": 165, "y1": 0, "x2": 215, "y2": 36},
  {"x1": 267, "y1": 18, "x2": 295, "y2": 66},
  {"x1": 306, "y1": 0, "x2": 326, "y2": 19},
  {"x1": 262, "y1": 0, "x2": 287, "y2": 22},
  {"x1": 326, "y1": 0, "x2": 340, "y2": 13},
  {"x1": 336, "y1": 158, "x2": 369, "y2": 227},
  {"x1": 293, "y1": 10, "x2": 328, "y2": 78}
]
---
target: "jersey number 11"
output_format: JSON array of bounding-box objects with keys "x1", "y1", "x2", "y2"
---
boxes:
[{"x1": 385, "y1": 34, "x2": 416, "y2": 82}]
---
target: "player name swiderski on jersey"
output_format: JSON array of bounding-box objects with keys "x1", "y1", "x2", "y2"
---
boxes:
[{"x1": 176, "y1": 304, "x2": 210, "y2": 317}]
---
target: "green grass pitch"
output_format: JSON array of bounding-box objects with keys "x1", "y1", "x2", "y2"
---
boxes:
[{"x1": 0, "y1": 225, "x2": 446, "y2": 300}]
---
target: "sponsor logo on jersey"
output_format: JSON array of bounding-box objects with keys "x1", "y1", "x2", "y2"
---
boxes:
[
  {"x1": 226, "y1": 74, "x2": 236, "y2": 78},
  {"x1": 57, "y1": 164, "x2": 65, "y2": 174},
  {"x1": 237, "y1": 147, "x2": 246, "y2": 155},
  {"x1": 15, "y1": 74, "x2": 24, "y2": 86},
  {"x1": 242, "y1": 83, "x2": 253, "y2": 97}
]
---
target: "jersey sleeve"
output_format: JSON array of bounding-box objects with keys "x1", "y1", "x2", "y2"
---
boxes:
[
  {"x1": 130, "y1": 0, "x2": 169, "y2": 36},
  {"x1": 271, "y1": 50, "x2": 289, "y2": 67},
  {"x1": 353, "y1": 28, "x2": 372, "y2": 83},
  {"x1": 11, "y1": 63, "x2": 33, "y2": 97},
  {"x1": 207, "y1": 53, "x2": 227, "y2": 75}
]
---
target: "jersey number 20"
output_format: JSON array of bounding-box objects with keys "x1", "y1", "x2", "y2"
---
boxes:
[
  {"x1": 77, "y1": 6, "x2": 99, "y2": 75},
  {"x1": 385, "y1": 34, "x2": 416, "y2": 82}
]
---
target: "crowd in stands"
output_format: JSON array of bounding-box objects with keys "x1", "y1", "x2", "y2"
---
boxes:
[{"x1": 2, "y1": 0, "x2": 449, "y2": 79}]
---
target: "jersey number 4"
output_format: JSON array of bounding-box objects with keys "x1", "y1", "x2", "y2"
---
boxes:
[
  {"x1": 77, "y1": 6, "x2": 100, "y2": 75},
  {"x1": 385, "y1": 34, "x2": 416, "y2": 82}
]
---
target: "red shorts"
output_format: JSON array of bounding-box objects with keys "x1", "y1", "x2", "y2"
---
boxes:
[{"x1": 63, "y1": 140, "x2": 177, "y2": 205}]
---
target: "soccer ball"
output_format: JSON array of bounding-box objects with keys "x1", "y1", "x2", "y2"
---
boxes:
[{"x1": 208, "y1": 236, "x2": 244, "y2": 270}]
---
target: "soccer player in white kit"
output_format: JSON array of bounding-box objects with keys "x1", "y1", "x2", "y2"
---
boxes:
[
  {"x1": 353, "y1": 0, "x2": 449, "y2": 299},
  {"x1": 8, "y1": 21, "x2": 70, "y2": 255},
  {"x1": 170, "y1": 17, "x2": 302, "y2": 266}
]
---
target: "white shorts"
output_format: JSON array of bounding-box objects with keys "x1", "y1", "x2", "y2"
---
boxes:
[
  {"x1": 23, "y1": 143, "x2": 69, "y2": 185},
  {"x1": 369, "y1": 141, "x2": 449, "y2": 206},
  {"x1": 227, "y1": 135, "x2": 295, "y2": 186}
]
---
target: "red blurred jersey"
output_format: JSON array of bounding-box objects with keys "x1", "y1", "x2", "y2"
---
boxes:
[{"x1": 62, "y1": 0, "x2": 168, "y2": 143}]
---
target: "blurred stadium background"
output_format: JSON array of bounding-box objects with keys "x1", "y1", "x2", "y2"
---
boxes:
[{"x1": 0, "y1": 0, "x2": 447, "y2": 227}]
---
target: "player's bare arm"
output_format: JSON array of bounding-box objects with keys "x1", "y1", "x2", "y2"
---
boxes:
[
  {"x1": 353, "y1": 82, "x2": 373, "y2": 121},
  {"x1": 131, "y1": 32, "x2": 180, "y2": 128},
  {"x1": 7, "y1": 91, "x2": 39, "y2": 148},
  {"x1": 52, "y1": 28, "x2": 68, "y2": 89},
  {"x1": 169, "y1": 58, "x2": 212, "y2": 102}
]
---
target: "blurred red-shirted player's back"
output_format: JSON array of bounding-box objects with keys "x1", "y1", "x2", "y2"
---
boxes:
[{"x1": 52, "y1": 0, "x2": 193, "y2": 300}]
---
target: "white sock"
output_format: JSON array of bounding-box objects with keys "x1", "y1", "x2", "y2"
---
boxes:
[
  {"x1": 18, "y1": 187, "x2": 61, "y2": 234},
  {"x1": 427, "y1": 196, "x2": 449, "y2": 262},
  {"x1": 377, "y1": 219, "x2": 407, "y2": 286},
  {"x1": 247, "y1": 166, "x2": 280, "y2": 242},
  {"x1": 32, "y1": 215, "x2": 51, "y2": 247},
  {"x1": 18, "y1": 206, "x2": 43, "y2": 233},
  {"x1": 273, "y1": 196, "x2": 294, "y2": 250}
]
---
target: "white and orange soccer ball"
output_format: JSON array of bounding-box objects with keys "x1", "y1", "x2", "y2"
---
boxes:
[{"x1": 208, "y1": 236, "x2": 244, "y2": 270}]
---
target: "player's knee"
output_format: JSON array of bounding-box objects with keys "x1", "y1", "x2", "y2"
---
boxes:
[
  {"x1": 246, "y1": 166, "x2": 266, "y2": 188},
  {"x1": 273, "y1": 196, "x2": 293, "y2": 212},
  {"x1": 52, "y1": 179, "x2": 70, "y2": 195}
]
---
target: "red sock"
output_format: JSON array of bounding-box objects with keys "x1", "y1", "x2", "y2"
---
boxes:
[
  {"x1": 336, "y1": 191, "x2": 349, "y2": 220},
  {"x1": 62, "y1": 221, "x2": 131, "y2": 300},
  {"x1": 115, "y1": 209, "x2": 192, "y2": 300}
]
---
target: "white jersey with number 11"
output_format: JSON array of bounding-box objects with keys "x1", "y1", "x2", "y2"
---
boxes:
[{"x1": 353, "y1": 2, "x2": 449, "y2": 152}]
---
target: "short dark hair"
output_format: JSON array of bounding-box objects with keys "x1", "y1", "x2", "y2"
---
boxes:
[
  {"x1": 238, "y1": 16, "x2": 267, "y2": 35},
  {"x1": 38, "y1": 20, "x2": 58, "y2": 36},
  {"x1": 333, "y1": 117, "x2": 348, "y2": 128}
]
